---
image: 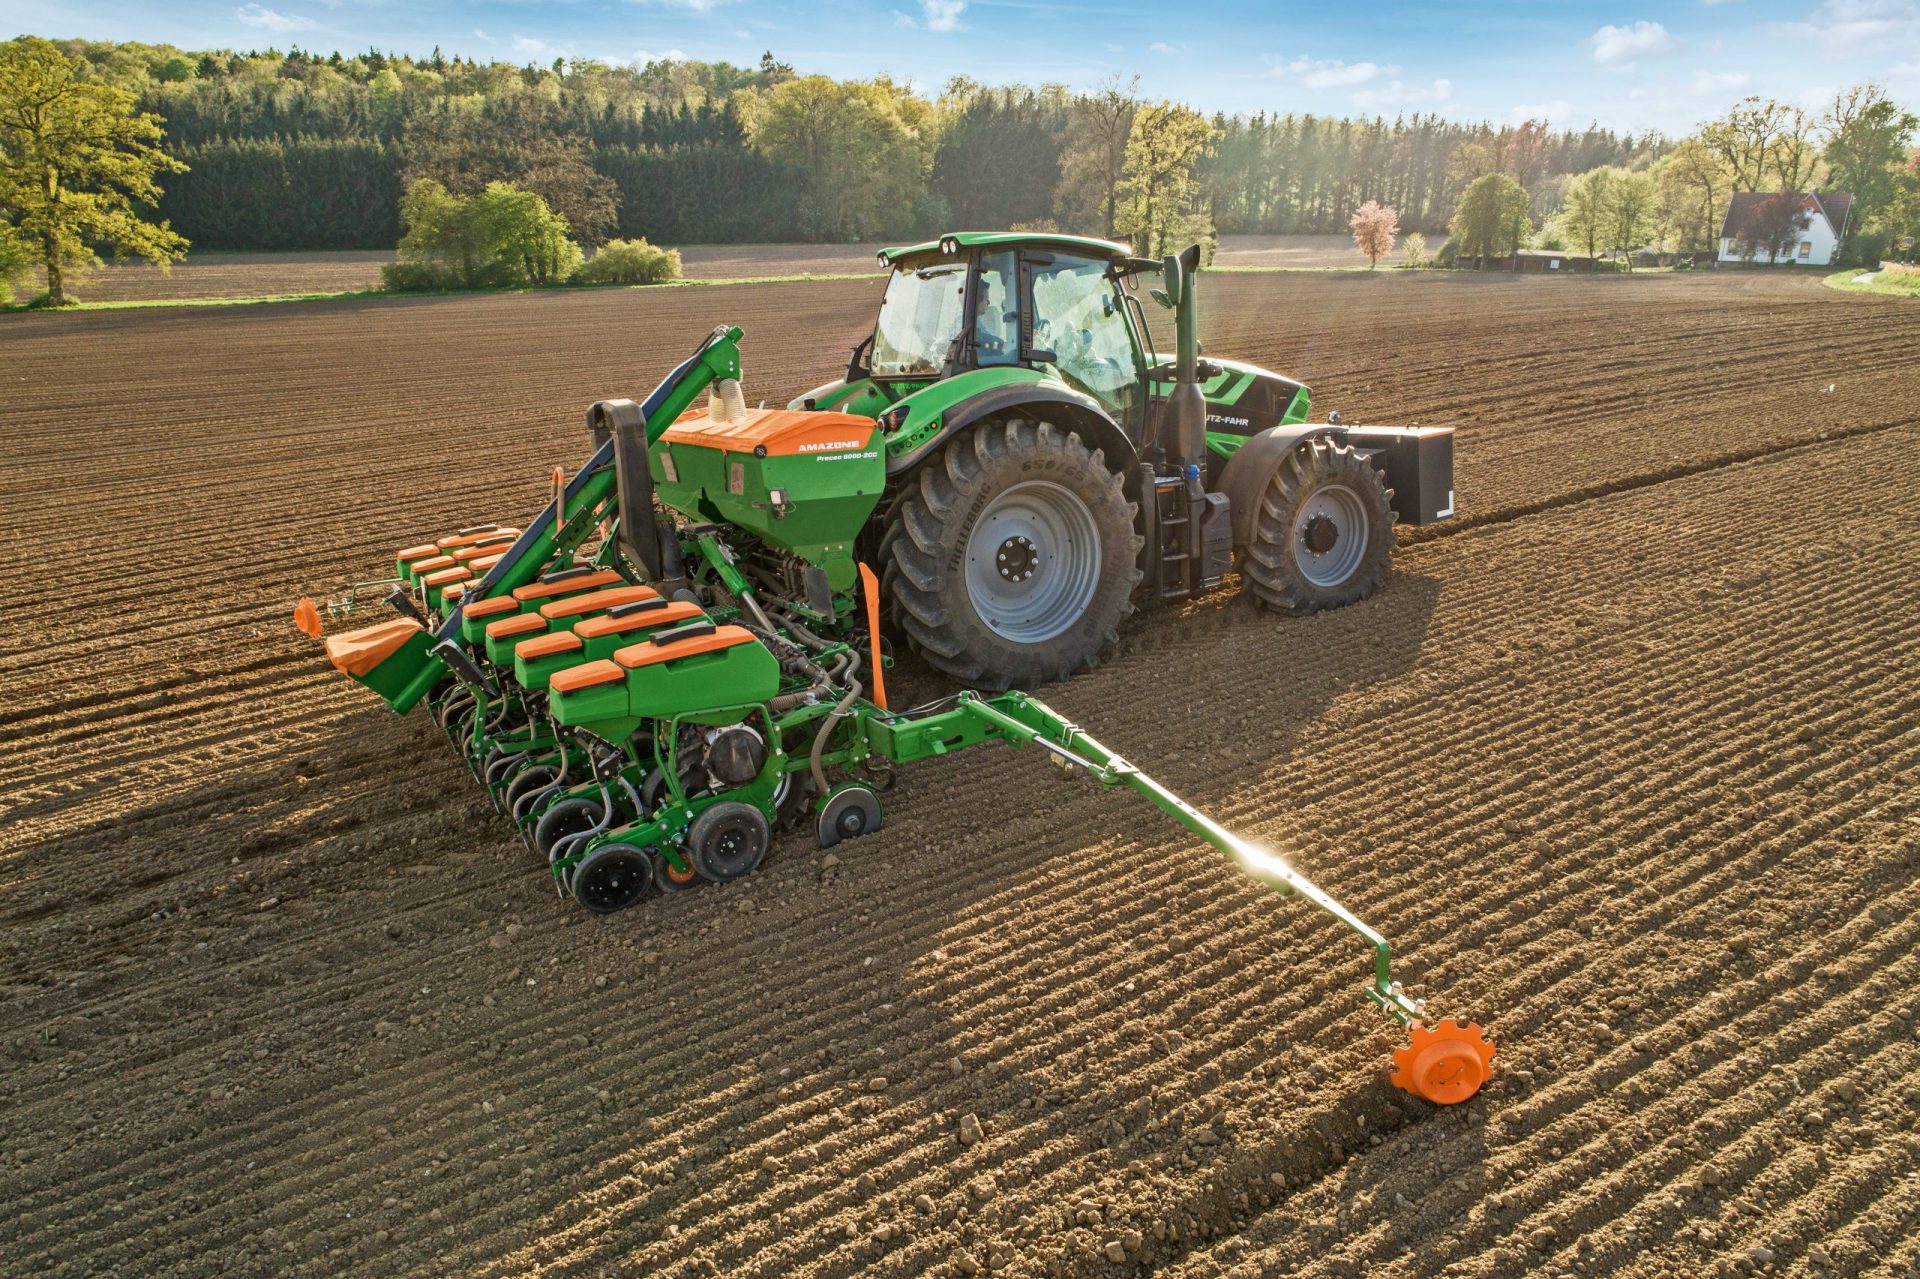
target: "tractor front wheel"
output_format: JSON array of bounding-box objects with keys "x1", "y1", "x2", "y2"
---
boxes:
[
  {"x1": 1241, "y1": 439, "x2": 1395, "y2": 614},
  {"x1": 882, "y1": 419, "x2": 1140, "y2": 688}
]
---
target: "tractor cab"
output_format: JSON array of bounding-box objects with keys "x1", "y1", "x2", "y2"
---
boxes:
[{"x1": 858, "y1": 232, "x2": 1157, "y2": 431}]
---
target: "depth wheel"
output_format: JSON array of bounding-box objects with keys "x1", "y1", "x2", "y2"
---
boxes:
[
  {"x1": 534, "y1": 797, "x2": 605, "y2": 862},
  {"x1": 569, "y1": 843, "x2": 656, "y2": 914},
  {"x1": 881, "y1": 418, "x2": 1140, "y2": 689},
  {"x1": 1242, "y1": 439, "x2": 1395, "y2": 614},
  {"x1": 817, "y1": 783, "x2": 882, "y2": 848},
  {"x1": 687, "y1": 802, "x2": 770, "y2": 883}
]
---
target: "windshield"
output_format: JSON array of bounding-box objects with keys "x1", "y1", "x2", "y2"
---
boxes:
[{"x1": 871, "y1": 263, "x2": 967, "y2": 376}]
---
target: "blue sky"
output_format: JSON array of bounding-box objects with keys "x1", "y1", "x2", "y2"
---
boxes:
[{"x1": 13, "y1": 0, "x2": 1919, "y2": 134}]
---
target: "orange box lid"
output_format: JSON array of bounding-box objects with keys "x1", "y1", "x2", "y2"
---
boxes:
[{"x1": 660, "y1": 408, "x2": 876, "y2": 458}]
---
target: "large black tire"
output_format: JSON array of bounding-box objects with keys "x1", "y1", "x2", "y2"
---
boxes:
[
  {"x1": 1241, "y1": 439, "x2": 1396, "y2": 614},
  {"x1": 881, "y1": 419, "x2": 1141, "y2": 688}
]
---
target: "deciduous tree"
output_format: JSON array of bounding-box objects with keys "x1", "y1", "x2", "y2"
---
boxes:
[
  {"x1": 1349, "y1": 199, "x2": 1398, "y2": 268},
  {"x1": 1655, "y1": 140, "x2": 1731, "y2": 253},
  {"x1": 1116, "y1": 100, "x2": 1217, "y2": 258},
  {"x1": 0, "y1": 36, "x2": 188, "y2": 305},
  {"x1": 1701, "y1": 97, "x2": 1818, "y2": 193},
  {"x1": 1053, "y1": 74, "x2": 1137, "y2": 238},
  {"x1": 1607, "y1": 168, "x2": 1658, "y2": 267},
  {"x1": 1450, "y1": 172, "x2": 1530, "y2": 267},
  {"x1": 752, "y1": 75, "x2": 937, "y2": 241},
  {"x1": 1560, "y1": 166, "x2": 1616, "y2": 259},
  {"x1": 382, "y1": 177, "x2": 582, "y2": 289},
  {"x1": 1822, "y1": 84, "x2": 1920, "y2": 225}
]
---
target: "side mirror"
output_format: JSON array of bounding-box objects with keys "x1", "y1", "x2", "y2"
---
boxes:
[
  {"x1": 1162, "y1": 255, "x2": 1185, "y2": 308},
  {"x1": 1149, "y1": 289, "x2": 1173, "y2": 309}
]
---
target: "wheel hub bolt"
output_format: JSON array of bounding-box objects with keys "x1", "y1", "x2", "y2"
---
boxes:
[
  {"x1": 996, "y1": 535, "x2": 1038, "y2": 583},
  {"x1": 1302, "y1": 514, "x2": 1339, "y2": 555}
]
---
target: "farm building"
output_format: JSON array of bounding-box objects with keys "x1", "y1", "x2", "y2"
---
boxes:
[
  {"x1": 1513, "y1": 249, "x2": 1597, "y2": 272},
  {"x1": 1718, "y1": 190, "x2": 1853, "y2": 266}
]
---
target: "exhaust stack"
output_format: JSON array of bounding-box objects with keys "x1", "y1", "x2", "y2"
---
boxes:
[{"x1": 1161, "y1": 243, "x2": 1206, "y2": 468}]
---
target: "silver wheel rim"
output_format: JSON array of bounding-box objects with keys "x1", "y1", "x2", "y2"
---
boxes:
[
  {"x1": 964, "y1": 480, "x2": 1102, "y2": 644},
  {"x1": 1292, "y1": 482, "x2": 1369, "y2": 588}
]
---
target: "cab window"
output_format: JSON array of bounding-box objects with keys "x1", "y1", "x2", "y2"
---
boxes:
[
  {"x1": 972, "y1": 252, "x2": 1019, "y2": 366},
  {"x1": 1028, "y1": 256, "x2": 1139, "y2": 418}
]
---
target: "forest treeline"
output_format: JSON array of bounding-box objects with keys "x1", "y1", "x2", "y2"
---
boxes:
[{"x1": 57, "y1": 39, "x2": 1665, "y2": 251}]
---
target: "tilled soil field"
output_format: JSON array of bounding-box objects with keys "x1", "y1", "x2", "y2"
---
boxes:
[{"x1": 2, "y1": 271, "x2": 1917, "y2": 1279}]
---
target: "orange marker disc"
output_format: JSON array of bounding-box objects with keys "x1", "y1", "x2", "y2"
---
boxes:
[{"x1": 1391, "y1": 1018, "x2": 1496, "y2": 1105}]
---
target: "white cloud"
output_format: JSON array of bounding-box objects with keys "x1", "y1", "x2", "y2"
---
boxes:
[
  {"x1": 1590, "y1": 20, "x2": 1682, "y2": 68},
  {"x1": 1104, "y1": 42, "x2": 1123, "y2": 53},
  {"x1": 895, "y1": 0, "x2": 964, "y2": 31},
  {"x1": 472, "y1": 28, "x2": 492, "y2": 41},
  {"x1": 603, "y1": 48, "x2": 689, "y2": 66},
  {"x1": 1691, "y1": 69, "x2": 1751, "y2": 94},
  {"x1": 1895, "y1": 60, "x2": 1920, "y2": 76},
  {"x1": 1273, "y1": 56, "x2": 1398, "y2": 88},
  {"x1": 631, "y1": 0, "x2": 729, "y2": 10},
  {"x1": 512, "y1": 34, "x2": 569, "y2": 58},
  {"x1": 235, "y1": 4, "x2": 315, "y2": 32},
  {"x1": 1148, "y1": 41, "x2": 1181, "y2": 55},
  {"x1": 1776, "y1": 0, "x2": 1920, "y2": 52},
  {"x1": 1351, "y1": 77, "x2": 1453, "y2": 109}
]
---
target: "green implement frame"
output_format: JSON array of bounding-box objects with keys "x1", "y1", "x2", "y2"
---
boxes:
[{"x1": 863, "y1": 691, "x2": 1426, "y2": 1027}]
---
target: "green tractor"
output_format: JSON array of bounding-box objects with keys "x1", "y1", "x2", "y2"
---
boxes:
[
  {"x1": 297, "y1": 232, "x2": 1490, "y2": 1105},
  {"x1": 796, "y1": 231, "x2": 1452, "y2": 686}
]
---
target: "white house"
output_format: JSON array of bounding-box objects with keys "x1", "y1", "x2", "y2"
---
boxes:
[{"x1": 1718, "y1": 190, "x2": 1853, "y2": 266}]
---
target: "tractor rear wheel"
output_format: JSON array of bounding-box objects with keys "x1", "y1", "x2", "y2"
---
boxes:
[
  {"x1": 881, "y1": 419, "x2": 1140, "y2": 688},
  {"x1": 1241, "y1": 439, "x2": 1395, "y2": 614}
]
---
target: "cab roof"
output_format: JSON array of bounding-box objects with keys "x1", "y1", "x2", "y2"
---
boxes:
[{"x1": 877, "y1": 230, "x2": 1133, "y2": 267}]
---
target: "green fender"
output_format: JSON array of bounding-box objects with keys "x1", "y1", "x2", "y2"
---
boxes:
[
  {"x1": 878, "y1": 367, "x2": 1138, "y2": 478},
  {"x1": 1216, "y1": 424, "x2": 1348, "y2": 550}
]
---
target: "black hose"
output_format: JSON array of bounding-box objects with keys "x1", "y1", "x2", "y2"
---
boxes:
[{"x1": 809, "y1": 650, "x2": 862, "y2": 796}]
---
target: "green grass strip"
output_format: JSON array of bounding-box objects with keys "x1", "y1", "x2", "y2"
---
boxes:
[{"x1": 1821, "y1": 266, "x2": 1920, "y2": 298}]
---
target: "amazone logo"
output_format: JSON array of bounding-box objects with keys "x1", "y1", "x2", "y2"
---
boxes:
[{"x1": 797, "y1": 440, "x2": 863, "y2": 453}]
